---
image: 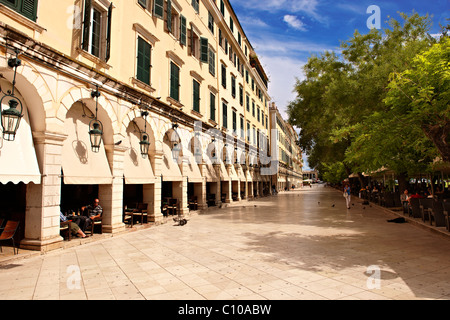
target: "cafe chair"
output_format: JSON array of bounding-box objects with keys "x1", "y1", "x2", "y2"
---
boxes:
[{"x1": 0, "y1": 220, "x2": 20, "y2": 255}]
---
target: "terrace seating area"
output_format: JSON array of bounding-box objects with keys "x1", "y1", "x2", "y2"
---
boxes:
[{"x1": 358, "y1": 186, "x2": 450, "y2": 233}]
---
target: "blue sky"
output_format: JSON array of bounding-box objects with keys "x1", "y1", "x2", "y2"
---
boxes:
[{"x1": 230, "y1": 0, "x2": 449, "y2": 169}]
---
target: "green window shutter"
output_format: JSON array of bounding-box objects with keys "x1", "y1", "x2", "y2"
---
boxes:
[
  {"x1": 221, "y1": 64, "x2": 226, "y2": 88},
  {"x1": 180, "y1": 15, "x2": 187, "y2": 46},
  {"x1": 210, "y1": 93, "x2": 215, "y2": 121},
  {"x1": 192, "y1": 0, "x2": 199, "y2": 12},
  {"x1": 138, "y1": 0, "x2": 147, "y2": 8},
  {"x1": 200, "y1": 37, "x2": 208, "y2": 63},
  {"x1": 82, "y1": 0, "x2": 92, "y2": 51},
  {"x1": 170, "y1": 62, "x2": 180, "y2": 101},
  {"x1": 220, "y1": 0, "x2": 224, "y2": 16},
  {"x1": 137, "y1": 37, "x2": 151, "y2": 85},
  {"x1": 166, "y1": 0, "x2": 172, "y2": 33},
  {"x1": 20, "y1": 0, "x2": 38, "y2": 21},
  {"x1": 105, "y1": 3, "x2": 113, "y2": 62},
  {"x1": 193, "y1": 80, "x2": 200, "y2": 112},
  {"x1": 208, "y1": 48, "x2": 215, "y2": 76},
  {"x1": 231, "y1": 76, "x2": 236, "y2": 97},
  {"x1": 153, "y1": 0, "x2": 164, "y2": 19},
  {"x1": 222, "y1": 103, "x2": 227, "y2": 129}
]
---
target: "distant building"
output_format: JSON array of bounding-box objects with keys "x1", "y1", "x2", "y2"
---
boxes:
[
  {"x1": 303, "y1": 170, "x2": 319, "y2": 183},
  {"x1": 269, "y1": 103, "x2": 303, "y2": 191}
]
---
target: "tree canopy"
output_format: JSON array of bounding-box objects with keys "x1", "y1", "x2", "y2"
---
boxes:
[{"x1": 288, "y1": 13, "x2": 449, "y2": 188}]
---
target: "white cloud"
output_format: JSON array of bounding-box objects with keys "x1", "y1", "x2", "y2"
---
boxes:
[
  {"x1": 283, "y1": 15, "x2": 307, "y2": 31},
  {"x1": 232, "y1": 0, "x2": 326, "y2": 23}
]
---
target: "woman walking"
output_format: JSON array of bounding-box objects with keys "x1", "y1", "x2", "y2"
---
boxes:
[{"x1": 344, "y1": 184, "x2": 351, "y2": 209}]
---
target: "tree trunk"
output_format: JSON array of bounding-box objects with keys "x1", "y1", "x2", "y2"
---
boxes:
[
  {"x1": 357, "y1": 172, "x2": 366, "y2": 188},
  {"x1": 422, "y1": 122, "x2": 450, "y2": 162},
  {"x1": 397, "y1": 172, "x2": 409, "y2": 193}
]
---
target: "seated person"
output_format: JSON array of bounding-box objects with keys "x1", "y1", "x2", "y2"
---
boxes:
[
  {"x1": 60, "y1": 212, "x2": 87, "y2": 238},
  {"x1": 81, "y1": 198, "x2": 103, "y2": 231},
  {"x1": 400, "y1": 189, "x2": 410, "y2": 212}
]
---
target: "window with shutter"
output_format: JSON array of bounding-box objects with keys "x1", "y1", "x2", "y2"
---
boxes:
[
  {"x1": 222, "y1": 102, "x2": 228, "y2": 129},
  {"x1": 220, "y1": 0, "x2": 224, "y2": 16},
  {"x1": 210, "y1": 93, "x2": 216, "y2": 121},
  {"x1": 231, "y1": 76, "x2": 236, "y2": 98},
  {"x1": 191, "y1": 0, "x2": 199, "y2": 12},
  {"x1": 170, "y1": 62, "x2": 180, "y2": 101},
  {"x1": 208, "y1": 11, "x2": 214, "y2": 34},
  {"x1": 193, "y1": 80, "x2": 200, "y2": 112},
  {"x1": 153, "y1": 0, "x2": 164, "y2": 19},
  {"x1": 0, "y1": 0, "x2": 38, "y2": 21},
  {"x1": 166, "y1": 0, "x2": 172, "y2": 33},
  {"x1": 200, "y1": 37, "x2": 208, "y2": 63},
  {"x1": 80, "y1": 0, "x2": 112, "y2": 62},
  {"x1": 138, "y1": 0, "x2": 147, "y2": 8},
  {"x1": 221, "y1": 64, "x2": 226, "y2": 88},
  {"x1": 180, "y1": 15, "x2": 187, "y2": 45},
  {"x1": 208, "y1": 48, "x2": 215, "y2": 76},
  {"x1": 20, "y1": 0, "x2": 37, "y2": 21},
  {"x1": 137, "y1": 37, "x2": 152, "y2": 85}
]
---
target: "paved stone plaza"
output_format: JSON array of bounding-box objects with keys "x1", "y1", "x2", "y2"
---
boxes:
[{"x1": 1, "y1": 185, "x2": 450, "y2": 300}]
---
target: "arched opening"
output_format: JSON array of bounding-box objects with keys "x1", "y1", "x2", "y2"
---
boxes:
[
  {"x1": 60, "y1": 100, "x2": 113, "y2": 226},
  {"x1": 160, "y1": 128, "x2": 183, "y2": 216},
  {"x1": 0, "y1": 77, "x2": 42, "y2": 248},
  {"x1": 122, "y1": 115, "x2": 157, "y2": 225}
]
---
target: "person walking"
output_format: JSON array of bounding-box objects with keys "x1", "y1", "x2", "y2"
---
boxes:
[{"x1": 344, "y1": 184, "x2": 351, "y2": 209}]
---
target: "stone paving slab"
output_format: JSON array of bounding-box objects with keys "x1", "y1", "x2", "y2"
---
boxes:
[{"x1": 0, "y1": 185, "x2": 450, "y2": 300}]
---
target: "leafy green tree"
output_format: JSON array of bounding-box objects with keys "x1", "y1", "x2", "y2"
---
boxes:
[
  {"x1": 384, "y1": 37, "x2": 450, "y2": 162},
  {"x1": 288, "y1": 13, "x2": 440, "y2": 186}
]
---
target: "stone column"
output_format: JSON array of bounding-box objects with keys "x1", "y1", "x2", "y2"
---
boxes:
[
  {"x1": 197, "y1": 162, "x2": 207, "y2": 210},
  {"x1": 224, "y1": 164, "x2": 232, "y2": 203},
  {"x1": 21, "y1": 132, "x2": 67, "y2": 252},
  {"x1": 148, "y1": 150, "x2": 163, "y2": 223},
  {"x1": 242, "y1": 165, "x2": 248, "y2": 200},
  {"x1": 177, "y1": 155, "x2": 189, "y2": 216},
  {"x1": 99, "y1": 144, "x2": 127, "y2": 234},
  {"x1": 234, "y1": 164, "x2": 241, "y2": 201},
  {"x1": 213, "y1": 163, "x2": 221, "y2": 206},
  {"x1": 248, "y1": 167, "x2": 254, "y2": 199}
]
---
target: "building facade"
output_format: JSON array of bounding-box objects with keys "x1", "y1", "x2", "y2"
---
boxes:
[
  {"x1": 0, "y1": 0, "x2": 275, "y2": 251},
  {"x1": 269, "y1": 102, "x2": 303, "y2": 191}
]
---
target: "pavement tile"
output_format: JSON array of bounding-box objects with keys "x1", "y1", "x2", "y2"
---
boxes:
[{"x1": 1, "y1": 186, "x2": 450, "y2": 301}]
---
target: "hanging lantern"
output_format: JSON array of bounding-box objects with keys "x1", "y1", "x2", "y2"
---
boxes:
[
  {"x1": 139, "y1": 110, "x2": 151, "y2": 159},
  {"x1": 172, "y1": 142, "x2": 181, "y2": 161},
  {"x1": 140, "y1": 132, "x2": 150, "y2": 159},
  {"x1": 194, "y1": 147, "x2": 202, "y2": 164},
  {"x1": 88, "y1": 88, "x2": 103, "y2": 153},
  {"x1": 1, "y1": 97, "x2": 23, "y2": 141},
  {"x1": 89, "y1": 120, "x2": 103, "y2": 153},
  {"x1": 0, "y1": 52, "x2": 23, "y2": 142}
]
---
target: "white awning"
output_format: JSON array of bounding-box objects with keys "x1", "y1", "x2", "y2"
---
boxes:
[
  {"x1": 0, "y1": 107, "x2": 40, "y2": 184},
  {"x1": 161, "y1": 142, "x2": 183, "y2": 181},
  {"x1": 123, "y1": 127, "x2": 156, "y2": 184},
  {"x1": 238, "y1": 166, "x2": 246, "y2": 181},
  {"x1": 62, "y1": 103, "x2": 112, "y2": 185},
  {"x1": 229, "y1": 164, "x2": 239, "y2": 181},
  {"x1": 246, "y1": 169, "x2": 253, "y2": 182},
  {"x1": 220, "y1": 162, "x2": 230, "y2": 181},
  {"x1": 184, "y1": 149, "x2": 203, "y2": 183},
  {"x1": 204, "y1": 163, "x2": 218, "y2": 182}
]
